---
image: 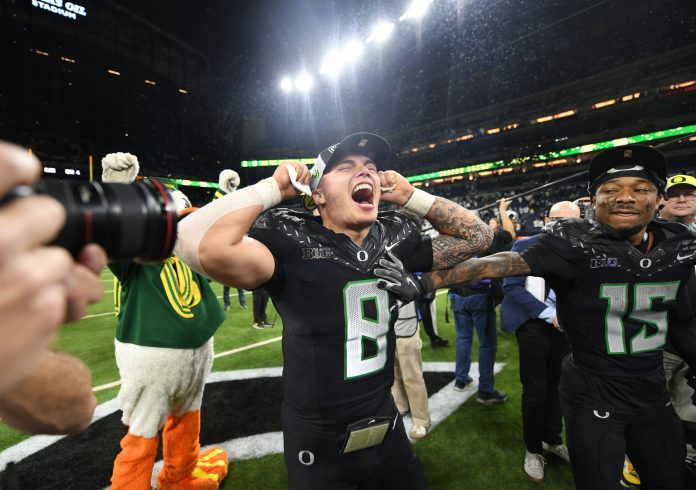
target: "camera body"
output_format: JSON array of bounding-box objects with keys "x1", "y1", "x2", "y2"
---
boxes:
[{"x1": 2, "y1": 179, "x2": 178, "y2": 261}]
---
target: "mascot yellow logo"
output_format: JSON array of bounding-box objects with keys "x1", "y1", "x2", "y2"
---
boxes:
[{"x1": 160, "y1": 257, "x2": 202, "y2": 318}]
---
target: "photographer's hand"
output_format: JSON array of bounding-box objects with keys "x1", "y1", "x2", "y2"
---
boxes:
[{"x1": 0, "y1": 142, "x2": 105, "y2": 397}]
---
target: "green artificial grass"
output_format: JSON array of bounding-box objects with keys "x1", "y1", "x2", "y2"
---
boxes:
[{"x1": 0, "y1": 272, "x2": 576, "y2": 489}]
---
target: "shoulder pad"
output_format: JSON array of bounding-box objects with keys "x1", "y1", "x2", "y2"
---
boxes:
[
  {"x1": 378, "y1": 210, "x2": 420, "y2": 231},
  {"x1": 542, "y1": 218, "x2": 602, "y2": 244},
  {"x1": 654, "y1": 218, "x2": 693, "y2": 239},
  {"x1": 253, "y1": 208, "x2": 312, "y2": 230}
]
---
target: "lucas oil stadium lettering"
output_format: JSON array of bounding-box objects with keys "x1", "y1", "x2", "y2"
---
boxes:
[{"x1": 31, "y1": 0, "x2": 87, "y2": 20}]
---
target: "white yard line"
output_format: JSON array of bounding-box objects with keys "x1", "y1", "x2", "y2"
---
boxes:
[
  {"x1": 213, "y1": 336, "x2": 282, "y2": 358},
  {"x1": 81, "y1": 312, "x2": 114, "y2": 320},
  {"x1": 92, "y1": 336, "x2": 283, "y2": 393}
]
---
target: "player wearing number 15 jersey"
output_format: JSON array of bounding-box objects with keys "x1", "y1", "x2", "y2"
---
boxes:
[
  {"x1": 174, "y1": 132, "x2": 492, "y2": 489},
  {"x1": 379, "y1": 144, "x2": 696, "y2": 490}
]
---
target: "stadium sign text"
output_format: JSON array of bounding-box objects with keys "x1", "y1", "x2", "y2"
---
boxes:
[{"x1": 31, "y1": 0, "x2": 87, "y2": 20}]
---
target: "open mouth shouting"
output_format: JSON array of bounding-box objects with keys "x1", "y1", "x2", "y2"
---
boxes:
[{"x1": 351, "y1": 182, "x2": 375, "y2": 209}]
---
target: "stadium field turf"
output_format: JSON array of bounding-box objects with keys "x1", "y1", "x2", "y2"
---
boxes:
[{"x1": 0, "y1": 268, "x2": 574, "y2": 489}]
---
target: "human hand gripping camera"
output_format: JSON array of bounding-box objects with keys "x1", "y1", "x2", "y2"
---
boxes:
[{"x1": 0, "y1": 141, "x2": 107, "y2": 435}]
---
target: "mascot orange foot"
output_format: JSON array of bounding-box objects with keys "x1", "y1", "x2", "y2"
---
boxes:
[
  {"x1": 156, "y1": 411, "x2": 229, "y2": 490},
  {"x1": 111, "y1": 433, "x2": 160, "y2": 489}
]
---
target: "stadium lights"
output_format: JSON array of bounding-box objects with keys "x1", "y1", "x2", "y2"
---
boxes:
[
  {"x1": 43, "y1": 167, "x2": 56, "y2": 174},
  {"x1": 178, "y1": 88, "x2": 188, "y2": 94},
  {"x1": 343, "y1": 39, "x2": 365, "y2": 63},
  {"x1": 279, "y1": 76, "x2": 294, "y2": 93},
  {"x1": 592, "y1": 99, "x2": 616, "y2": 109},
  {"x1": 144, "y1": 79, "x2": 157, "y2": 86},
  {"x1": 320, "y1": 49, "x2": 344, "y2": 78},
  {"x1": 367, "y1": 21, "x2": 395, "y2": 44},
  {"x1": 400, "y1": 0, "x2": 433, "y2": 21},
  {"x1": 107, "y1": 69, "x2": 121, "y2": 76},
  {"x1": 320, "y1": 40, "x2": 365, "y2": 78},
  {"x1": 294, "y1": 72, "x2": 314, "y2": 92},
  {"x1": 60, "y1": 56, "x2": 75, "y2": 63},
  {"x1": 35, "y1": 50, "x2": 49, "y2": 56}
]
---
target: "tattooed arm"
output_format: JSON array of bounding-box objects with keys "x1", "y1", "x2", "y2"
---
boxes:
[
  {"x1": 428, "y1": 201, "x2": 493, "y2": 269},
  {"x1": 378, "y1": 170, "x2": 493, "y2": 269},
  {"x1": 375, "y1": 251, "x2": 531, "y2": 303},
  {"x1": 421, "y1": 252, "x2": 531, "y2": 292}
]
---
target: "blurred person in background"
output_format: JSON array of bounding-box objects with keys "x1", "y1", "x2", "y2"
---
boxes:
[
  {"x1": 449, "y1": 197, "x2": 514, "y2": 404},
  {"x1": 392, "y1": 300, "x2": 431, "y2": 440},
  {"x1": 251, "y1": 287, "x2": 271, "y2": 329},
  {"x1": 0, "y1": 141, "x2": 105, "y2": 435},
  {"x1": 659, "y1": 174, "x2": 696, "y2": 486},
  {"x1": 500, "y1": 201, "x2": 580, "y2": 483}
]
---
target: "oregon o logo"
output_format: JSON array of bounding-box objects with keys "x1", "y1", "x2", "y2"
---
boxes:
[
  {"x1": 357, "y1": 250, "x2": 368, "y2": 262},
  {"x1": 670, "y1": 175, "x2": 687, "y2": 184},
  {"x1": 302, "y1": 194, "x2": 317, "y2": 211},
  {"x1": 640, "y1": 258, "x2": 652, "y2": 268},
  {"x1": 298, "y1": 450, "x2": 315, "y2": 466}
]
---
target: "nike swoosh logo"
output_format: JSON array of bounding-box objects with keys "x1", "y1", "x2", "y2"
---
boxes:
[
  {"x1": 406, "y1": 277, "x2": 417, "y2": 289},
  {"x1": 606, "y1": 165, "x2": 644, "y2": 173},
  {"x1": 385, "y1": 242, "x2": 399, "y2": 252},
  {"x1": 677, "y1": 253, "x2": 695, "y2": 260}
]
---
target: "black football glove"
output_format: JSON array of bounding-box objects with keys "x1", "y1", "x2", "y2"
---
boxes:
[{"x1": 375, "y1": 251, "x2": 424, "y2": 304}]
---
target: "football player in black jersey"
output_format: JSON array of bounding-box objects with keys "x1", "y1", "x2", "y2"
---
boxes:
[
  {"x1": 377, "y1": 144, "x2": 696, "y2": 490},
  {"x1": 174, "y1": 132, "x2": 493, "y2": 489}
]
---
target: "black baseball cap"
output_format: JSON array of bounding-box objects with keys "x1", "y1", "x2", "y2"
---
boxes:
[
  {"x1": 310, "y1": 132, "x2": 391, "y2": 191},
  {"x1": 587, "y1": 144, "x2": 667, "y2": 195}
]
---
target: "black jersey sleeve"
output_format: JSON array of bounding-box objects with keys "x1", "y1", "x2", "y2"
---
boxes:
[
  {"x1": 484, "y1": 229, "x2": 513, "y2": 255},
  {"x1": 247, "y1": 210, "x2": 288, "y2": 295},
  {"x1": 519, "y1": 233, "x2": 575, "y2": 290}
]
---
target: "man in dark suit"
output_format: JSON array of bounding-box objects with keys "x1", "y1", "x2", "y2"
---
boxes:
[{"x1": 500, "y1": 200, "x2": 580, "y2": 483}]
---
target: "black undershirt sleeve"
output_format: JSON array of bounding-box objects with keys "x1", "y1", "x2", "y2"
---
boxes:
[{"x1": 405, "y1": 234, "x2": 433, "y2": 273}]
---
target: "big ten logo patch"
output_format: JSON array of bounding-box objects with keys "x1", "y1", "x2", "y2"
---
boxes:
[
  {"x1": 590, "y1": 257, "x2": 619, "y2": 268},
  {"x1": 301, "y1": 248, "x2": 333, "y2": 260}
]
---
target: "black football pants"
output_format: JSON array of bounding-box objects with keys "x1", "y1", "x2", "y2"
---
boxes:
[
  {"x1": 281, "y1": 397, "x2": 426, "y2": 490},
  {"x1": 562, "y1": 399, "x2": 686, "y2": 490},
  {"x1": 516, "y1": 319, "x2": 570, "y2": 454}
]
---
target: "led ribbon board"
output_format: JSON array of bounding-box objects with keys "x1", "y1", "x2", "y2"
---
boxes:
[{"x1": 168, "y1": 124, "x2": 696, "y2": 188}]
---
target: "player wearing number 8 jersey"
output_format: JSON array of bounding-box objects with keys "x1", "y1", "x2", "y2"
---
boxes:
[
  {"x1": 378, "y1": 144, "x2": 696, "y2": 489},
  {"x1": 174, "y1": 132, "x2": 492, "y2": 489}
]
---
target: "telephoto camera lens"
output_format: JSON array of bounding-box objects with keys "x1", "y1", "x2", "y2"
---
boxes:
[{"x1": 2, "y1": 179, "x2": 178, "y2": 261}]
